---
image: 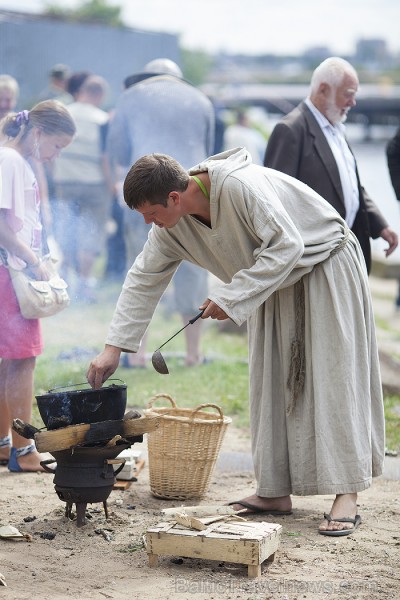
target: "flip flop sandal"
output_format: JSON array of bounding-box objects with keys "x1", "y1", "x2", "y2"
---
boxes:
[
  {"x1": 8, "y1": 444, "x2": 36, "y2": 473},
  {"x1": 319, "y1": 512, "x2": 362, "y2": 536},
  {"x1": 228, "y1": 501, "x2": 292, "y2": 516}
]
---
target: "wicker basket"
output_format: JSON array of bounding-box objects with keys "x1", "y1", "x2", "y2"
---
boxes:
[{"x1": 144, "y1": 394, "x2": 232, "y2": 500}]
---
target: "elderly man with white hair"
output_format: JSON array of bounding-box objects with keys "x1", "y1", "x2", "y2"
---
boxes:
[{"x1": 264, "y1": 56, "x2": 398, "y2": 273}]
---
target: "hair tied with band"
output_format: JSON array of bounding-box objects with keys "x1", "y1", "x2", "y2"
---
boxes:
[{"x1": 15, "y1": 110, "x2": 29, "y2": 126}]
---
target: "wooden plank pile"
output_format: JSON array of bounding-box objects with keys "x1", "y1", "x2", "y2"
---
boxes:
[{"x1": 145, "y1": 505, "x2": 282, "y2": 578}]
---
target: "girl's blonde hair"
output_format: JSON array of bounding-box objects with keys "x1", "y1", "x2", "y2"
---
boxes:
[{"x1": 1, "y1": 99, "x2": 76, "y2": 140}]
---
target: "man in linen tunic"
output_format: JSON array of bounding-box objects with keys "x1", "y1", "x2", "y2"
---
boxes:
[{"x1": 87, "y1": 147, "x2": 384, "y2": 531}]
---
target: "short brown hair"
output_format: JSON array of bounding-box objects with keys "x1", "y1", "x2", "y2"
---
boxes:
[{"x1": 123, "y1": 153, "x2": 189, "y2": 209}]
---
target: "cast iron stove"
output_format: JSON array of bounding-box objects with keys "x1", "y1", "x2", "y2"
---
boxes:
[{"x1": 41, "y1": 433, "x2": 142, "y2": 527}]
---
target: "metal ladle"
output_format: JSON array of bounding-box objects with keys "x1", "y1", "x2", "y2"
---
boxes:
[{"x1": 151, "y1": 310, "x2": 205, "y2": 374}]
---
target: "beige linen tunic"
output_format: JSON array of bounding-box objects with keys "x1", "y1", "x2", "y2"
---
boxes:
[{"x1": 107, "y1": 148, "x2": 384, "y2": 496}]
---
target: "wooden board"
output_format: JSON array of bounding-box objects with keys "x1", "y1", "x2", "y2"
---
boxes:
[
  {"x1": 145, "y1": 520, "x2": 282, "y2": 578},
  {"x1": 134, "y1": 458, "x2": 146, "y2": 476},
  {"x1": 34, "y1": 416, "x2": 160, "y2": 452},
  {"x1": 113, "y1": 458, "x2": 146, "y2": 490},
  {"x1": 174, "y1": 513, "x2": 246, "y2": 531},
  {"x1": 113, "y1": 480, "x2": 132, "y2": 491},
  {"x1": 161, "y1": 505, "x2": 244, "y2": 520}
]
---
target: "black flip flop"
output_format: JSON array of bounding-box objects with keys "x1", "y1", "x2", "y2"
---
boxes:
[
  {"x1": 319, "y1": 513, "x2": 361, "y2": 536},
  {"x1": 228, "y1": 501, "x2": 292, "y2": 516}
]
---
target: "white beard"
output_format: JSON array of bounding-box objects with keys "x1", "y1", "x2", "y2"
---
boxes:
[{"x1": 325, "y1": 95, "x2": 349, "y2": 125}]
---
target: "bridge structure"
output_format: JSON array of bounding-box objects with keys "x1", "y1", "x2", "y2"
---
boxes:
[{"x1": 203, "y1": 83, "x2": 400, "y2": 134}]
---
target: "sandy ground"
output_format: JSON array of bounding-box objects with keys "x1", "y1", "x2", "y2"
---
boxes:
[
  {"x1": 1, "y1": 275, "x2": 399, "y2": 599},
  {"x1": 1, "y1": 423, "x2": 400, "y2": 600}
]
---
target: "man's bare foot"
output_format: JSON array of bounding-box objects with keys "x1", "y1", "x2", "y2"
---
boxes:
[
  {"x1": 319, "y1": 493, "x2": 359, "y2": 533},
  {"x1": 229, "y1": 494, "x2": 292, "y2": 514},
  {"x1": 185, "y1": 354, "x2": 202, "y2": 367}
]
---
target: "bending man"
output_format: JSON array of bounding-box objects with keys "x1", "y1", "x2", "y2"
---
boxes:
[{"x1": 87, "y1": 148, "x2": 384, "y2": 536}]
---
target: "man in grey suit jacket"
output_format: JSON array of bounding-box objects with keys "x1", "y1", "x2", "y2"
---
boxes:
[{"x1": 264, "y1": 57, "x2": 398, "y2": 273}]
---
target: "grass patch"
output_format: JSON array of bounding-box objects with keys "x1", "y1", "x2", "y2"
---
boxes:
[
  {"x1": 384, "y1": 395, "x2": 400, "y2": 452},
  {"x1": 374, "y1": 316, "x2": 392, "y2": 332},
  {"x1": 32, "y1": 282, "x2": 250, "y2": 429}
]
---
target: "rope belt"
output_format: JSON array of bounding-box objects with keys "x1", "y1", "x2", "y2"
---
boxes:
[
  {"x1": 330, "y1": 226, "x2": 350, "y2": 257},
  {"x1": 286, "y1": 227, "x2": 350, "y2": 416}
]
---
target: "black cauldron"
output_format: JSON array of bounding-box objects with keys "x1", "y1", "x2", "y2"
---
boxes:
[{"x1": 35, "y1": 379, "x2": 127, "y2": 430}]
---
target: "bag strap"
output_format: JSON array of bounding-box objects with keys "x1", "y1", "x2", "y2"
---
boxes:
[
  {"x1": 0, "y1": 247, "x2": 9, "y2": 267},
  {"x1": 40, "y1": 219, "x2": 50, "y2": 256},
  {"x1": 0, "y1": 225, "x2": 49, "y2": 268}
]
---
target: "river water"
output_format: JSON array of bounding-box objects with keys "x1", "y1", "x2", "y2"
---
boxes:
[{"x1": 347, "y1": 125, "x2": 400, "y2": 264}]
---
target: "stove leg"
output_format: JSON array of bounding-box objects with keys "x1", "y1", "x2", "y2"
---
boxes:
[
  {"x1": 76, "y1": 503, "x2": 87, "y2": 527},
  {"x1": 103, "y1": 501, "x2": 109, "y2": 520}
]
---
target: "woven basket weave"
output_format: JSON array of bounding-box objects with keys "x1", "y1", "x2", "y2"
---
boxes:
[{"x1": 144, "y1": 393, "x2": 232, "y2": 500}]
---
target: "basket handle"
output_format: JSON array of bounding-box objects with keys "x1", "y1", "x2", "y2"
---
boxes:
[
  {"x1": 189, "y1": 403, "x2": 224, "y2": 421},
  {"x1": 146, "y1": 393, "x2": 177, "y2": 410}
]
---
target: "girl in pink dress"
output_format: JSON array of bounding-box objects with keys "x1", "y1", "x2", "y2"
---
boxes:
[{"x1": 0, "y1": 101, "x2": 75, "y2": 472}]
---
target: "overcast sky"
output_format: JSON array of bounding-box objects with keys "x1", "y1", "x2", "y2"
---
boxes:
[{"x1": 0, "y1": 0, "x2": 399, "y2": 56}]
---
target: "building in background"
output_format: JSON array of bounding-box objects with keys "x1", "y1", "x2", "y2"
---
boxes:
[{"x1": 0, "y1": 10, "x2": 180, "y2": 108}]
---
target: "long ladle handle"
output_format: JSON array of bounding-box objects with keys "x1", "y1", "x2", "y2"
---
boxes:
[
  {"x1": 156, "y1": 310, "x2": 204, "y2": 352},
  {"x1": 188, "y1": 309, "x2": 205, "y2": 324}
]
